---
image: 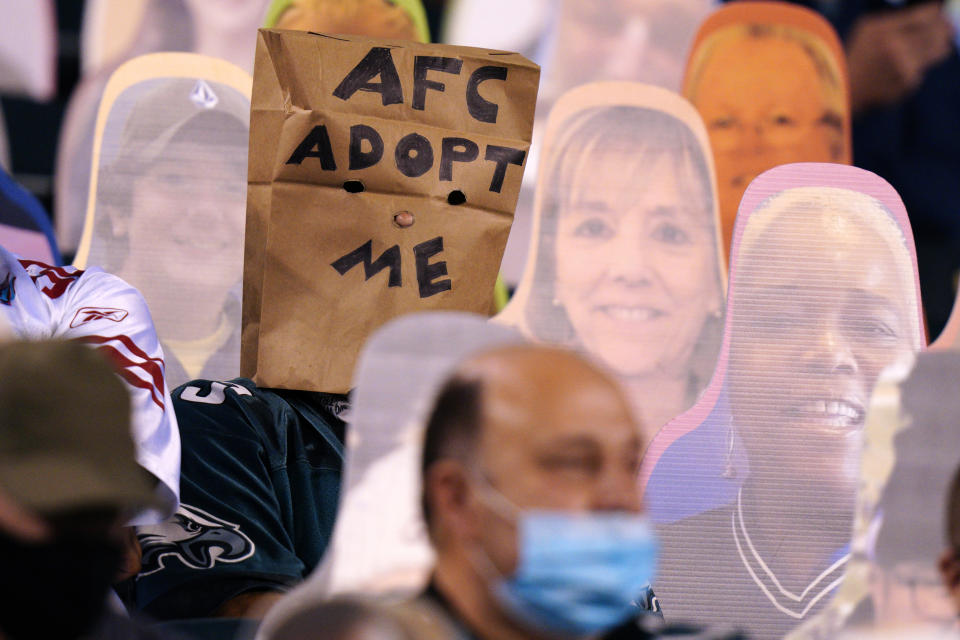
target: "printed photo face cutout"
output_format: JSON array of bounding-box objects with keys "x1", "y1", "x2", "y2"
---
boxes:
[
  {"x1": 794, "y1": 352, "x2": 960, "y2": 638},
  {"x1": 59, "y1": 0, "x2": 254, "y2": 257},
  {"x1": 642, "y1": 163, "x2": 924, "y2": 640},
  {"x1": 181, "y1": 0, "x2": 272, "y2": 71},
  {"x1": 257, "y1": 313, "x2": 523, "y2": 638},
  {"x1": 264, "y1": 0, "x2": 429, "y2": 43},
  {"x1": 0, "y1": 0, "x2": 56, "y2": 100},
  {"x1": 80, "y1": 0, "x2": 150, "y2": 76},
  {"x1": 684, "y1": 2, "x2": 851, "y2": 260},
  {"x1": 544, "y1": 0, "x2": 713, "y2": 97},
  {"x1": 497, "y1": 83, "x2": 724, "y2": 437},
  {"x1": 75, "y1": 53, "x2": 252, "y2": 389},
  {"x1": 244, "y1": 31, "x2": 538, "y2": 393}
]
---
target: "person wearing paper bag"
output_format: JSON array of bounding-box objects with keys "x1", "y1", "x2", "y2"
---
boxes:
[{"x1": 134, "y1": 27, "x2": 537, "y2": 620}]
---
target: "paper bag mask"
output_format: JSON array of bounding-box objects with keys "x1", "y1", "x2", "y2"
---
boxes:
[
  {"x1": 683, "y1": 1, "x2": 851, "y2": 260},
  {"x1": 244, "y1": 30, "x2": 538, "y2": 392}
]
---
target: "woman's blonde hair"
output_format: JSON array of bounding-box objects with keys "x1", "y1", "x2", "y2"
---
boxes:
[{"x1": 685, "y1": 22, "x2": 847, "y2": 159}]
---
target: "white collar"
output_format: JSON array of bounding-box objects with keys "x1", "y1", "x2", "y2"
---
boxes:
[{"x1": 732, "y1": 489, "x2": 849, "y2": 619}]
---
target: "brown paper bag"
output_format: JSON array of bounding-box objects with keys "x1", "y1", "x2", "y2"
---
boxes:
[{"x1": 243, "y1": 30, "x2": 539, "y2": 392}]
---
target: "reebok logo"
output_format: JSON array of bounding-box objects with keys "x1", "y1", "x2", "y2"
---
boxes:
[{"x1": 70, "y1": 307, "x2": 128, "y2": 328}]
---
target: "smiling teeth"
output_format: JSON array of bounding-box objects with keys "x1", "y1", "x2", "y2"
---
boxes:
[
  {"x1": 603, "y1": 307, "x2": 662, "y2": 321},
  {"x1": 802, "y1": 400, "x2": 860, "y2": 419}
]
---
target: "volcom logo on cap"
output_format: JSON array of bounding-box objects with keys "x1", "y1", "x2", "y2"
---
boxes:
[
  {"x1": 70, "y1": 307, "x2": 129, "y2": 328},
  {"x1": 136, "y1": 504, "x2": 254, "y2": 576}
]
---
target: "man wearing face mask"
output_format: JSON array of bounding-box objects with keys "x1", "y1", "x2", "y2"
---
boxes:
[
  {"x1": 0, "y1": 340, "x2": 173, "y2": 640},
  {"x1": 418, "y1": 344, "x2": 746, "y2": 640}
]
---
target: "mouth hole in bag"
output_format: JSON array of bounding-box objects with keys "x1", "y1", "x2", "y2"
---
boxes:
[{"x1": 393, "y1": 211, "x2": 415, "y2": 228}]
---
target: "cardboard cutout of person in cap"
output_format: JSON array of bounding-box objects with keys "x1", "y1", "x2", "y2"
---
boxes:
[
  {"x1": 75, "y1": 53, "x2": 252, "y2": 389},
  {"x1": 642, "y1": 163, "x2": 923, "y2": 639},
  {"x1": 683, "y1": 2, "x2": 851, "y2": 262},
  {"x1": 787, "y1": 351, "x2": 960, "y2": 639},
  {"x1": 59, "y1": 0, "x2": 269, "y2": 258},
  {"x1": 496, "y1": 82, "x2": 725, "y2": 439},
  {"x1": 134, "y1": 8, "x2": 537, "y2": 621}
]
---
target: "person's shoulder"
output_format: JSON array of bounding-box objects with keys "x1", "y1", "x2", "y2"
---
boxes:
[
  {"x1": 171, "y1": 378, "x2": 273, "y2": 439},
  {"x1": 172, "y1": 378, "x2": 348, "y2": 441}
]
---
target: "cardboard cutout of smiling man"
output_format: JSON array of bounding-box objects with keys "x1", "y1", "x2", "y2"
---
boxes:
[
  {"x1": 75, "y1": 53, "x2": 252, "y2": 389},
  {"x1": 684, "y1": 2, "x2": 851, "y2": 262},
  {"x1": 642, "y1": 163, "x2": 924, "y2": 640},
  {"x1": 496, "y1": 82, "x2": 725, "y2": 438}
]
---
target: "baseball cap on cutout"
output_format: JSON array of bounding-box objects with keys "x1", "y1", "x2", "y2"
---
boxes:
[{"x1": 113, "y1": 76, "x2": 250, "y2": 167}]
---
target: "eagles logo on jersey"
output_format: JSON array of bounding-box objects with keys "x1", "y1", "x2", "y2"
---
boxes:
[{"x1": 137, "y1": 504, "x2": 255, "y2": 576}]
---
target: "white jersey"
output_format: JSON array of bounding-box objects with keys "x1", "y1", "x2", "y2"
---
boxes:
[{"x1": 0, "y1": 245, "x2": 179, "y2": 524}]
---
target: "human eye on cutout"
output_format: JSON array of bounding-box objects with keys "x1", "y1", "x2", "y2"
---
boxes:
[
  {"x1": 571, "y1": 216, "x2": 615, "y2": 240},
  {"x1": 709, "y1": 112, "x2": 740, "y2": 129},
  {"x1": 748, "y1": 290, "x2": 806, "y2": 333},
  {"x1": 845, "y1": 312, "x2": 900, "y2": 342},
  {"x1": 769, "y1": 111, "x2": 798, "y2": 128},
  {"x1": 650, "y1": 219, "x2": 693, "y2": 246}
]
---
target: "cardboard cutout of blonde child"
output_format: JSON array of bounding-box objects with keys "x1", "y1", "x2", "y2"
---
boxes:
[
  {"x1": 683, "y1": 2, "x2": 851, "y2": 261},
  {"x1": 244, "y1": 30, "x2": 538, "y2": 393},
  {"x1": 75, "y1": 53, "x2": 252, "y2": 389},
  {"x1": 788, "y1": 351, "x2": 960, "y2": 639},
  {"x1": 496, "y1": 82, "x2": 725, "y2": 437},
  {"x1": 642, "y1": 163, "x2": 924, "y2": 639}
]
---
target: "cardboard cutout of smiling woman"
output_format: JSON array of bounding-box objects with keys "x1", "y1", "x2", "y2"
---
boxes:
[
  {"x1": 496, "y1": 82, "x2": 725, "y2": 437},
  {"x1": 641, "y1": 163, "x2": 924, "y2": 640},
  {"x1": 74, "y1": 53, "x2": 253, "y2": 389},
  {"x1": 244, "y1": 30, "x2": 538, "y2": 393},
  {"x1": 787, "y1": 351, "x2": 960, "y2": 639},
  {"x1": 684, "y1": 2, "x2": 851, "y2": 263}
]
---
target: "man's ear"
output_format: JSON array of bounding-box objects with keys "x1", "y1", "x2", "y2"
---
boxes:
[{"x1": 425, "y1": 460, "x2": 482, "y2": 545}]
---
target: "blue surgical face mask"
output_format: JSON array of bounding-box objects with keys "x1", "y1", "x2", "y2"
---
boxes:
[{"x1": 473, "y1": 480, "x2": 659, "y2": 638}]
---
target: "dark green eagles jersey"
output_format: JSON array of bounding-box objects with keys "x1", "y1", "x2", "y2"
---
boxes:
[{"x1": 134, "y1": 378, "x2": 348, "y2": 619}]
